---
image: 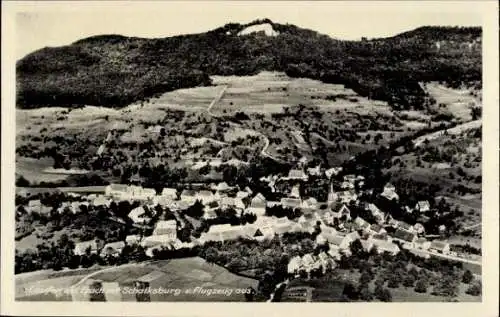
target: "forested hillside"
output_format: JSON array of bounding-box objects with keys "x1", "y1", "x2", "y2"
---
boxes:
[{"x1": 17, "y1": 19, "x2": 481, "y2": 109}]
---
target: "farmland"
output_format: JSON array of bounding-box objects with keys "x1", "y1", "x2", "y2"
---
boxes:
[
  {"x1": 88, "y1": 257, "x2": 258, "y2": 302},
  {"x1": 16, "y1": 258, "x2": 258, "y2": 302}
]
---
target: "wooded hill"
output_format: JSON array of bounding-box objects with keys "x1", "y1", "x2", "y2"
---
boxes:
[{"x1": 17, "y1": 18, "x2": 481, "y2": 109}]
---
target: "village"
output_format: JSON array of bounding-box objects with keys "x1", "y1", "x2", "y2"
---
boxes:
[{"x1": 18, "y1": 154, "x2": 479, "y2": 282}]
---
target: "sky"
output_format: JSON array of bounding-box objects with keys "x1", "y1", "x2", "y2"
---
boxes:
[{"x1": 15, "y1": 1, "x2": 482, "y2": 60}]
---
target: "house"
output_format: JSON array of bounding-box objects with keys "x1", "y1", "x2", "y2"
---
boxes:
[
  {"x1": 93, "y1": 195, "x2": 111, "y2": 207},
  {"x1": 330, "y1": 203, "x2": 351, "y2": 220},
  {"x1": 413, "y1": 223, "x2": 426, "y2": 235},
  {"x1": 128, "y1": 206, "x2": 149, "y2": 224},
  {"x1": 391, "y1": 228, "x2": 417, "y2": 245},
  {"x1": 236, "y1": 191, "x2": 250, "y2": 199},
  {"x1": 198, "y1": 224, "x2": 251, "y2": 243},
  {"x1": 404, "y1": 206, "x2": 413, "y2": 214},
  {"x1": 74, "y1": 240, "x2": 100, "y2": 256},
  {"x1": 281, "y1": 198, "x2": 302, "y2": 210},
  {"x1": 381, "y1": 183, "x2": 399, "y2": 201},
  {"x1": 317, "y1": 252, "x2": 335, "y2": 271},
  {"x1": 253, "y1": 226, "x2": 275, "y2": 241},
  {"x1": 301, "y1": 254, "x2": 317, "y2": 272},
  {"x1": 413, "y1": 237, "x2": 431, "y2": 250},
  {"x1": 96, "y1": 144, "x2": 106, "y2": 156},
  {"x1": 209, "y1": 159, "x2": 223, "y2": 168},
  {"x1": 137, "y1": 187, "x2": 156, "y2": 200},
  {"x1": 71, "y1": 201, "x2": 88, "y2": 214},
  {"x1": 415, "y1": 200, "x2": 431, "y2": 213},
  {"x1": 161, "y1": 188, "x2": 178, "y2": 200},
  {"x1": 320, "y1": 210, "x2": 335, "y2": 225},
  {"x1": 315, "y1": 226, "x2": 338, "y2": 245},
  {"x1": 299, "y1": 220, "x2": 317, "y2": 234},
  {"x1": 354, "y1": 217, "x2": 370, "y2": 231},
  {"x1": 196, "y1": 190, "x2": 216, "y2": 204},
  {"x1": 105, "y1": 184, "x2": 129, "y2": 199},
  {"x1": 220, "y1": 197, "x2": 245, "y2": 210},
  {"x1": 180, "y1": 189, "x2": 198, "y2": 204},
  {"x1": 360, "y1": 239, "x2": 374, "y2": 252},
  {"x1": 337, "y1": 190, "x2": 358, "y2": 204},
  {"x1": 388, "y1": 218, "x2": 400, "y2": 228},
  {"x1": 247, "y1": 193, "x2": 267, "y2": 216},
  {"x1": 284, "y1": 169, "x2": 308, "y2": 181},
  {"x1": 345, "y1": 231, "x2": 361, "y2": 242},
  {"x1": 327, "y1": 234, "x2": 352, "y2": 250},
  {"x1": 147, "y1": 125, "x2": 163, "y2": 133},
  {"x1": 340, "y1": 181, "x2": 355, "y2": 190},
  {"x1": 287, "y1": 256, "x2": 303, "y2": 275},
  {"x1": 125, "y1": 235, "x2": 142, "y2": 245},
  {"x1": 325, "y1": 167, "x2": 343, "y2": 179},
  {"x1": 438, "y1": 224, "x2": 447, "y2": 233},
  {"x1": 169, "y1": 201, "x2": 192, "y2": 212},
  {"x1": 307, "y1": 165, "x2": 321, "y2": 176},
  {"x1": 152, "y1": 220, "x2": 177, "y2": 240},
  {"x1": 298, "y1": 156, "x2": 308, "y2": 166},
  {"x1": 397, "y1": 222, "x2": 415, "y2": 233},
  {"x1": 302, "y1": 197, "x2": 318, "y2": 209},
  {"x1": 366, "y1": 203, "x2": 385, "y2": 223},
  {"x1": 371, "y1": 239, "x2": 400, "y2": 255},
  {"x1": 368, "y1": 224, "x2": 387, "y2": 235},
  {"x1": 327, "y1": 244, "x2": 342, "y2": 260},
  {"x1": 153, "y1": 196, "x2": 174, "y2": 207},
  {"x1": 372, "y1": 233, "x2": 390, "y2": 241},
  {"x1": 343, "y1": 174, "x2": 357, "y2": 184},
  {"x1": 410, "y1": 249, "x2": 431, "y2": 259},
  {"x1": 429, "y1": 241, "x2": 451, "y2": 255},
  {"x1": 213, "y1": 182, "x2": 232, "y2": 193},
  {"x1": 203, "y1": 209, "x2": 218, "y2": 220},
  {"x1": 220, "y1": 197, "x2": 236, "y2": 209},
  {"x1": 100, "y1": 241, "x2": 126, "y2": 257},
  {"x1": 290, "y1": 184, "x2": 301, "y2": 199}
]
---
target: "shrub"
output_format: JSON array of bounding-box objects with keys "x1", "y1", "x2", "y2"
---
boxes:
[{"x1": 414, "y1": 280, "x2": 428, "y2": 293}]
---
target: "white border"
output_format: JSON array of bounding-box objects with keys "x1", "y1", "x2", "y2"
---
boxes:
[{"x1": 2, "y1": 1, "x2": 498, "y2": 316}]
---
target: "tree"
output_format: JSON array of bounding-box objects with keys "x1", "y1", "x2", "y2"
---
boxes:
[
  {"x1": 359, "y1": 286, "x2": 373, "y2": 301},
  {"x1": 16, "y1": 176, "x2": 30, "y2": 187},
  {"x1": 350, "y1": 239, "x2": 364, "y2": 256},
  {"x1": 244, "y1": 287, "x2": 256, "y2": 302},
  {"x1": 375, "y1": 287, "x2": 392, "y2": 302},
  {"x1": 185, "y1": 200, "x2": 205, "y2": 219},
  {"x1": 415, "y1": 279, "x2": 428, "y2": 293},
  {"x1": 359, "y1": 271, "x2": 373, "y2": 286},
  {"x1": 387, "y1": 275, "x2": 401, "y2": 289},
  {"x1": 462, "y1": 269, "x2": 474, "y2": 284},
  {"x1": 342, "y1": 282, "x2": 359, "y2": 300},
  {"x1": 465, "y1": 281, "x2": 481, "y2": 296},
  {"x1": 403, "y1": 275, "x2": 415, "y2": 288}
]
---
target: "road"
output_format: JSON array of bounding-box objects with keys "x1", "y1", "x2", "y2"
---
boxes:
[
  {"x1": 205, "y1": 84, "x2": 286, "y2": 164},
  {"x1": 71, "y1": 261, "x2": 153, "y2": 291},
  {"x1": 410, "y1": 247, "x2": 481, "y2": 266},
  {"x1": 460, "y1": 222, "x2": 481, "y2": 231},
  {"x1": 207, "y1": 85, "x2": 228, "y2": 117}
]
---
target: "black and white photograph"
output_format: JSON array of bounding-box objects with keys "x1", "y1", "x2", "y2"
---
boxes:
[{"x1": 1, "y1": 1, "x2": 498, "y2": 315}]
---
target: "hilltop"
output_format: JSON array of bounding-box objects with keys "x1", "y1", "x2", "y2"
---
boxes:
[{"x1": 16, "y1": 19, "x2": 481, "y2": 109}]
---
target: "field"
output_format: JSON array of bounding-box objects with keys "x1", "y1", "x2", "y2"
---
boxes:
[
  {"x1": 91, "y1": 257, "x2": 258, "y2": 301},
  {"x1": 15, "y1": 266, "x2": 103, "y2": 301},
  {"x1": 17, "y1": 71, "x2": 475, "y2": 171},
  {"x1": 16, "y1": 157, "x2": 69, "y2": 183},
  {"x1": 424, "y1": 82, "x2": 481, "y2": 122}
]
